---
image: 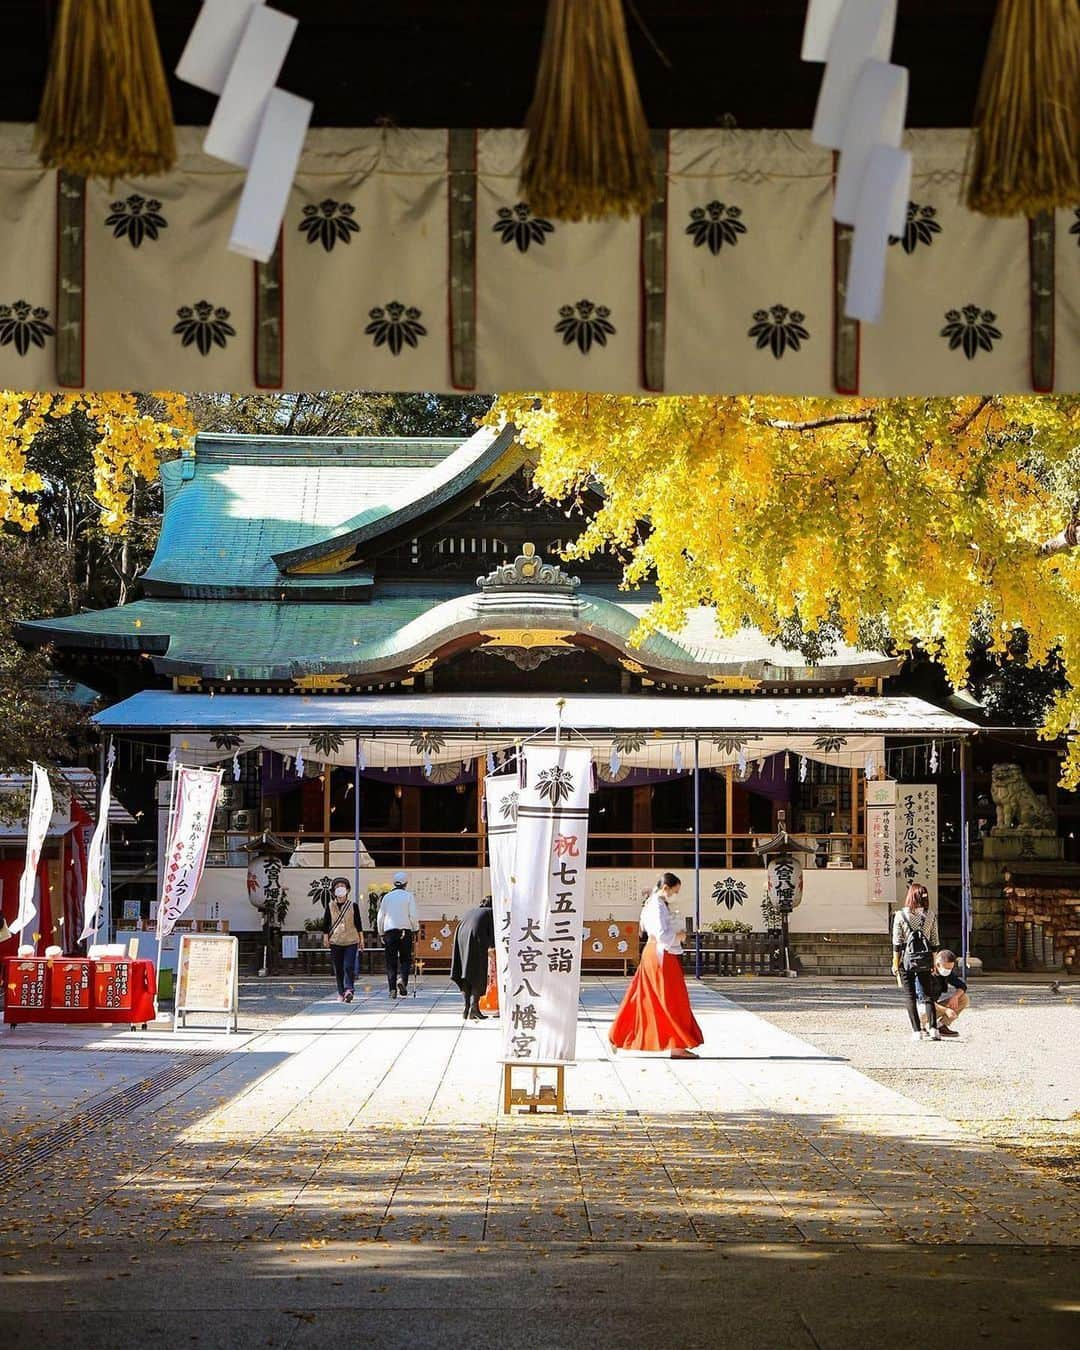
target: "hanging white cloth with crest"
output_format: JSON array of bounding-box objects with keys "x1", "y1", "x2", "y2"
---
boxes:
[{"x1": 504, "y1": 747, "x2": 591, "y2": 1063}]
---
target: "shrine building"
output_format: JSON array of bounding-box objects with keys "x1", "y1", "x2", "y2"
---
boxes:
[{"x1": 21, "y1": 427, "x2": 983, "y2": 966}]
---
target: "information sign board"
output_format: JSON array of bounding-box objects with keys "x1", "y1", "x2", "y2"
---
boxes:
[{"x1": 174, "y1": 933, "x2": 239, "y2": 1033}]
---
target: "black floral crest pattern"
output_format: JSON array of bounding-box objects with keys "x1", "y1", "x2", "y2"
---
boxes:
[
  {"x1": 813, "y1": 735, "x2": 848, "y2": 753},
  {"x1": 536, "y1": 766, "x2": 574, "y2": 804},
  {"x1": 308, "y1": 876, "x2": 335, "y2": 909},
  {"x1": 299, "y1": 200, "x2": 360, "y2": 252},
  {"x1": 612, "y1": 733, "x2": 647, "y2": 754},
  {"x1": 686, "y1": 201, "x2": 747, "y2": 254},
  {"x1": 493, "y1": 203, "x2": 555, "y2": 253},
  {"x1": 749, "y1": 304, "x2": 810, "y2": 359},
  {"x1": 498, "y1": 791, "x2": 519, "y2": 822},
  {"x1": 941, "y1": 304, "x2": 1002, "y2": 360},
  {"x1": 105, "y1": 194, "x2": 168, "y2": 248},
  {"x1": 889, "y1": 202, "x2": 942, "y2": 255},
  {"x1": 711, "y1": 734, "x2": 762, "y2": 756},
  {"x1": 210, "y1": 733, "x2": 243, "y2": 751},
  {"x1": 0, "y1": 301, "x2": 54, "y2": 356},
  {"x1": 1070, "y1": 208, "x2": 1080, "y2": 245},
  {"x1": 555, "y1": 299, "x2": 616, "y2": 354},
  {"x1": 309, "y1": 731, "x2": 345, "y2": 756},
  {"x1": 712, "y1": 877, "x2": 748, "y2": 911},
  {"x1": 173, "y1": 301, "x2": 236, "y2": 356},
  {"x1": 365, "y1": 302, "x2": 427, "y2": 355},
  {"x1": 410, "y1": 730, "x2": 446, "y2": 756}
]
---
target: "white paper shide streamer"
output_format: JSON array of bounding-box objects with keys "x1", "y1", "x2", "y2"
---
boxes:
[
  {"x1": 504, "y1": 747, "x2": 591, "y2": 1063},
  {"x1": 79, "y1": 763, "x2": 114, "y2": 942},
  {"x1": 177, "y1": 0, "x2": 313, "y2": 262},
  {"x1": 805, "y1": 0, "x2": 907, "y2": 323},
  {"x1": 10, "y1": 764, "x2": 54, "y2": 940}
]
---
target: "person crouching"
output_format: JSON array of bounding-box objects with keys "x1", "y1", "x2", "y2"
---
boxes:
[{"x1": 927, "y1": 949, "x2": 969, "y2": 1038}]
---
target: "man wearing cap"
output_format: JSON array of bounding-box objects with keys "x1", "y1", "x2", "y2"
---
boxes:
[{"x1": 377, "y1": 871, "x2": 419, "y2": 998}]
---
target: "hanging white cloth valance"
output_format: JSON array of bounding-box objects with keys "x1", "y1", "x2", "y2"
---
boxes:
[{"x1": 0, "y1": 125, "x2": 1071, "y2": 396}]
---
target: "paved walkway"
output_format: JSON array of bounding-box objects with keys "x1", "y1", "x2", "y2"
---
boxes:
[
  {"x1": 2, "y1": 979, "x2": 1077, "y2": 1250},
  {"x1": 1, "y1": 979, "x2": 1078, "y2": 1347}
]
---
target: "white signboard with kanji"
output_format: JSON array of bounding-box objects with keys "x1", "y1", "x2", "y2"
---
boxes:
[
  {"x1": 866, "y1": 779, "x2": 897, "y2": 905},
  {"x1": 896, "y1": 784, "x2": 939, "y2": 906}
]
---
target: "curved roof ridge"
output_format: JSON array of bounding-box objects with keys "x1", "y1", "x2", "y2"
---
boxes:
[{"x1": 271, "y1": 423, "x2": 524, "y2": 572}]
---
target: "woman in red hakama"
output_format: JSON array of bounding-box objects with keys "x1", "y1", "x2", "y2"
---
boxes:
[{"x1": 609, "y1": 872, "x2": 703, "y2": 1058}]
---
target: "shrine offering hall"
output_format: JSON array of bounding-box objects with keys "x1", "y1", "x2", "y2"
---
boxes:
[{"x1": 21, "y1": 428, "x2": 993, "y2": 968}]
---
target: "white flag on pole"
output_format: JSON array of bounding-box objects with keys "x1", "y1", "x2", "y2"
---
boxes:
[
  {"x1": 10, "y1": 763, "x2": 54, "y2": 941},
  {"x1": 157, "y1": 766, "x2": 223, "y2": 939},
  {"x1": 504, "y1": 747, "x2": 591, "y2": 1063},
  {"x1": 484, "y1": 774, "x2": 520, "y2": 1021},
  {"x1": 79, "y1": 764, "x2": 114, "y2": 942}
]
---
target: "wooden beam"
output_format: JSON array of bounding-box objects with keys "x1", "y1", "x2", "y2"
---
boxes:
[
  {"x1": 0, "y1": 2, "x2": 998, "y2": 129},
  {"x1": 724, "y1": 766, "x2": 734, "y2": 870}
]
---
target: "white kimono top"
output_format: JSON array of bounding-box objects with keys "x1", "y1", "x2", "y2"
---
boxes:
[{"x1": 640, "y1": 892, "x2": 683, "y2": 957}]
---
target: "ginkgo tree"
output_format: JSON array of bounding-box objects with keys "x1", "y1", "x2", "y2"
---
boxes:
[
  {"x1": 0, "y1": 391, "x2": 195, "y2": 534},
  {"x1": 494, "y1": 394, "x2": 1080, "y2": 785}
]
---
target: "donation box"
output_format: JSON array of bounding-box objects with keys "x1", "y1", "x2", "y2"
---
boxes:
[
  {"x1": 93, "y1": 960, "x2": 133, "y2": 1011},
  {"x1": 51, "y1": 959, "x2": 92, "y2": 1010},
  {"x1": 7, "y1": 959, "x2": 48, "y2": 1011}
]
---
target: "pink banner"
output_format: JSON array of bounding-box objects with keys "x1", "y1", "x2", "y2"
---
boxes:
[{"x1": 157, "y1": 767, "x2": 223, "y2": 938}]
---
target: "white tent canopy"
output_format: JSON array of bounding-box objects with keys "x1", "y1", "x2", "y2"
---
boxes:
[{"x1": 96, "y1": 692, "x2": 977, "y2": 773}]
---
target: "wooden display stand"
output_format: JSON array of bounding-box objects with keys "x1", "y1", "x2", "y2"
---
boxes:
[
  {"x1": 415, "y1": 917, "x2": 459, "y2": 968},
  {"x1": 501, "y1": 1060, "x2": 567, "y2": 1115},
  {"x1": 581, "y1": 919, "x2": 639, "y2": 973}
]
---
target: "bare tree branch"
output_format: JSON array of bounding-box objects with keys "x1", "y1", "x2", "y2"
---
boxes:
[
  {"x1": 763, "y1": 414, "x2": 876, "y2": 432},
  {"x1": 952, "y1": 395, "x2": 993, "y2": 435},
  {"x1": 1039, "y1": 515, "x2": 1080, "y2": 558}
]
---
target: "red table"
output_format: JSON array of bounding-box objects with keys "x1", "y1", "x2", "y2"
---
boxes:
[{"x1": 3, "y1": 958, "x2": 156, "y2": 1028}]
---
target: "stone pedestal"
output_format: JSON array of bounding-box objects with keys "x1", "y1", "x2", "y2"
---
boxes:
[{"x1": 970, "y1": 832, "x2": 1065, "y2": 969}]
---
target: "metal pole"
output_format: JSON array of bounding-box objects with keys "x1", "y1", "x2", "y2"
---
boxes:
[
  {"x1": 693, "y1": 737, "x2": 702, "y2": 980},
  {"x1": 354, "y1": 736, "x2": 361, "y2": 931},
  {"x1": 959, "y1": 738, "x2": 971, "y2": 981},
  {"x1": 94, "y1": 739, "x2": 106, "y2": 950}
]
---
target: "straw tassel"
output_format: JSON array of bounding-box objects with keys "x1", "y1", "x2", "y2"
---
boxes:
[
  {"x1": 35, "y1": 0, "x2": 176, "y2": 179},
  {"x1": 966, "y1": 0, "x2": 1080, "y2": 217},
  {"x1": 520, "y1": 0, "x2": 656, "y2": 221}
]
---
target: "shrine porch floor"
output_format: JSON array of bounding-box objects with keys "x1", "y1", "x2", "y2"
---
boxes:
[{"x1": 0, "y1": 977, "x2": 1077, "y2": 1348}]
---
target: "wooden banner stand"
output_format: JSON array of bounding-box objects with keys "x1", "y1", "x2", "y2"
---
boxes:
[
  {"x1": 501, "y1": 1059, "x2": 569, "y2": 1115},
  {"x1": 174, "y1": 933, "x2": 239, "y2": 1034}
]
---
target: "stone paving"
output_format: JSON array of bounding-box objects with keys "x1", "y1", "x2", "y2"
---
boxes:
[{"x1": 1, "y1": 978, "x2": 1078, "y2": 1254}]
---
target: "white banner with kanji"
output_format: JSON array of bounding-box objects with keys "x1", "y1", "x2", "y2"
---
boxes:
[
  {"x1": 484, "y1": 774, "x2": 519, "y2": 1022},
  {"x1": 896, "y1": 784, "x2": 939, "y2": 906},
  {"x1": 79, "y1": 763, "x2": 112, "y2": 942},
  {"x1": 11, "y1": 764, "x2": 53, "y2": 941},
  {"x1": 157, "y1": 766, "x2": 223, "y2": 939},
  {"x1": 866, "y1": 779, "x2": 897, "y2": 906},
  {"x1": 504, "y1": 747, "x2": 591, "y2": 1063}
]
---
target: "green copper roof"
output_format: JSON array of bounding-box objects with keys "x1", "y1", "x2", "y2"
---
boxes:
[
  {"x1": 269, "y1": 424, "x2": 523, "y2": 571},
  {"x1": 23, "y1": 584, "x2": 901, "y2": 684},
  {"x1": 144, "y1": 434, "x2": 463, "y2": 596},
  {"x1": 143, "y1": 427, "x2": 522, "y2": 594}
]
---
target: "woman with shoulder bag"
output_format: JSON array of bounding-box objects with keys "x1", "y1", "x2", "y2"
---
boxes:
[
  {"x1": 323, "y1": 877, "x2": 364, "y2": 1003},
  {"x1": 891, "y1": 883, "x2": 941, "y2": 1042}
]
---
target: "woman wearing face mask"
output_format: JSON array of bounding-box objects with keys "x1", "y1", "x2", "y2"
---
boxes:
[
  {"x1": 609, "y1": 872, "x2": 704, "y2": 1059},
  {"x1": 323, "y1": 877, "x2": 364, "y2": 1003}
]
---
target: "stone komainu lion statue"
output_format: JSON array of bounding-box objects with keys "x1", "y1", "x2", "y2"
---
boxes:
[{"x1": 990, "y1": 763, "x2": 1056, "y2": 832}]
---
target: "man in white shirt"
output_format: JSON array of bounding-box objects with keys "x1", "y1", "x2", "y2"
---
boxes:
[{"x1": 377, "y1": 871, "x2": 419, "y2": 998}]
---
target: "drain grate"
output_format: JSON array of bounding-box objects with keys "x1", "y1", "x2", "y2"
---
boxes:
[{"x1": 0, "y1": 1050, "x2": 224, "y2": 1190}]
